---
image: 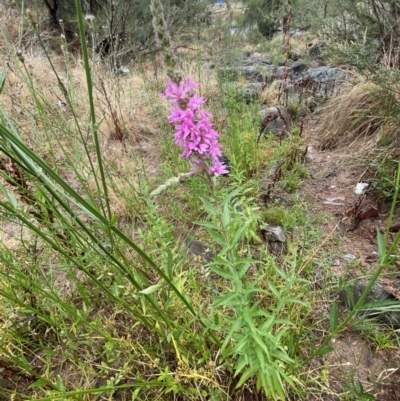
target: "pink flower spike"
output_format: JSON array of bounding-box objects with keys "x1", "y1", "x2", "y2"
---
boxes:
[
  {"x1": 187, "y1": 93, "x2": 205, "y2": 110},
  {"x1": 209, "y1": 159, "x2": 229, "y2": 176},
  {"x1": 162, "y1": 76, "x2": 229, "y2": 177}
]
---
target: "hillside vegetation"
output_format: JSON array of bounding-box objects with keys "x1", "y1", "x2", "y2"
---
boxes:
[{"x1": 0, "y1": 0, "x2": 400, "y2": 400}]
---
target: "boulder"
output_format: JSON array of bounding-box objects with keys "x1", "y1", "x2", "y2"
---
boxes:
[
  {"x1": 302, "y1": 66, "x2": 346, "y2": 82},
  {"x1": 218, "y1": 66, "x2": 265, "y2": 82},
  {"x1": 276, "y1": 66, "x2": 294, "y2": 79},
  {"x1": 259, "y1": 105, "x2": 292, "y2": 137},
  {"x1": 309, "y1": 41, "x2": 325, "y2": 58},
  {"x1": 297, "y1": 66, "x2": 347, "y2": 97},
  {"x1": 291, "y1": 60, "x2": 309, "y2": 77},
  {"x1": 240, "y1": 82, "x2": 264, "y2": 103},
  {"x1": 339, "y1": 278, "x2": 400, "y2": 328}
]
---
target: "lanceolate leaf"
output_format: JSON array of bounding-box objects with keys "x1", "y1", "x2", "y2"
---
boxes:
[{"x1": 0, "y1": 68, "x2": 6, "y2": 95}]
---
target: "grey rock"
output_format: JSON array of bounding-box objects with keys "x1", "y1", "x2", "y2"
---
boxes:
[
  {"x1": 259, "y1": 105, "x2": 292, "y2": 136},
  {"x1": 243, "y1": 57, "x2": 272, "y2": 66},
  {"x1": 289, "y1": 48, "x2": 302, "y2": 61},
  {"x1": 339, "y1": 278, "x2": 400, "y2": 328},
  {"x1": 240, "y1": 82, "x2": 264, "y2": 103},
  {"x1": 276, "y1": 66, "x2": 294, "y2": 79},
  {"x1": 291, "y1": 60, "x2": 309, "y2": 76},
  {"x1": 343, "y1": 253, "x2": 357, "y2": 261},
  {"x1": 218, "y1": 66, "x2": 264, "y2": 82},
  {"x1": 269, "y1": 194, "x2": 293, "y2": 207},
  {"x1": 273, "y1": 79, "x2": 297, "y2": 95},
  {"x1": 258, "y1": 221, "x2": 287, "y2": 242},
  {"x1": 309, "y1": 41, "x2": 325, "y2": 58},
  {"x1": 301, "y1": 66, "x2": 346, "y2": 82},
  {"x1": 310, "y1": 60, "x2": 325, "y2": 68},
  {"x1": 296, "y1": 66, "x2": 347, "y2": 97},
  {"x1": 260, "y1": 58, "x2": 272, "y2": 65},
  {"x1": 186, "y1": 240, "x2": 214, "y2": 264}
]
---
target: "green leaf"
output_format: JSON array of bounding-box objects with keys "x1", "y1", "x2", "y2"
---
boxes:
[
  {"x1": 200, "y1": 197, "x2": 217, "y2": 216},
  {"x1": 315, "y1": 346, "x2": 333, "y2": 356},
  {"x1": 329, "y1": 302, "x2": 339, "y2": 331},
  {"x1": 235, "y1": 367, "x2": 256, "y2": 388},
  {"x1": 268, "y1": 282, "x2": 281, "y2": 301},
  {"x1": 139, "y1": 283, "x2": 164, "y2": 295},
  {"x1": 29, "y1": 378, "x2": 51, "y2": 389},
  {"x1": 209, "y1": 265, "x2": 233, "y2": 280},
  {"x1": 231, "y1": 221, "x2": 250, "y2": 247},
  {"x1": 0, "y1": 68, "x2": 6, "y2": 95},
  {"x1": 195, "y1": 220, "x2": 219, "y2": 230},
  {"x1": 222, "y1": 202, "x2": 230, "y2": 227},
  {"x1": 56, "y1": 376, "x2": 66, "y2": 392},
  {"x1": 110, "y1": 214, "x2": 119, "y2": 225},
  {"x1": 377, "y1": 230, "x2": 386, "y2": 262},
  {"x1": 206, "y1": 228, "x2": 226, "y2": 246}
]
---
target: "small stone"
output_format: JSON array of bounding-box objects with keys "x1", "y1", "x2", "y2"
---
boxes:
[
  {"x1": 325, "y1": 196, "x2": 345, "y2": 202},
  {"x1": 332, "y1": 259, "x2": 341, "y2": 266},
  {"x1": 343, "y1": 253, "x2": 356, "y2": 261},
  {"x1": 258, "y1": 221, "x2": 286, "y2": 242},
  {"x1": 186, "y1": 240, "x2": 214, "y2": 263},
  {"x1": 269, "y1": 194, "x2": 293, "y2": 207}
]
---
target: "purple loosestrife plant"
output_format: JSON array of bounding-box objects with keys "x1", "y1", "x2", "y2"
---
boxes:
[{"x1": 162, "y1": 78, "x2": 228, "y2": 177}]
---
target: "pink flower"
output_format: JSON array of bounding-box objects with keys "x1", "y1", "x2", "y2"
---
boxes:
[
  {"x1": 161, "y1": 78, "x2": 198, "y2": 103},
  {"x1": 162, "y1": 77, "x2": 228, "y2": 177}
]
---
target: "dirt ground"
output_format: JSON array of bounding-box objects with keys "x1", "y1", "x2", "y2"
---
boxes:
[{"x1": 301, "y1": 120, "x2": 400, "y2": 400}]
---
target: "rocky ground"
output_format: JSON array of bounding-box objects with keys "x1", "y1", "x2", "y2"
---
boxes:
[{"x1": 213, "y1": 46, "x2": 400, "y2": 399}]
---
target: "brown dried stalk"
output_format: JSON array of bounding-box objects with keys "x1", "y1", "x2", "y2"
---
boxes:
[{"x1": 98, "y1": 77, "x2": 125, "y2": 142}]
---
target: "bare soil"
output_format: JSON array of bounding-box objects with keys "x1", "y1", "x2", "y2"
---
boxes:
[{"x1": 300, "y1": 121, "x2": 400, "y2": 399}]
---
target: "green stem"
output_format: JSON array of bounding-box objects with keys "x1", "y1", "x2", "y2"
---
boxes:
[{"x1": 75, "y1": 0, "x2": 112, "y2": 223}]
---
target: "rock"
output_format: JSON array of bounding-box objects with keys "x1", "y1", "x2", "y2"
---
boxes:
[
  {"x1": 243, "y1": 56, "x2": 272, "y2": 66},
  {"x1": 272, "y1": 79, "x2": 297, "y2": 95},
  {"x1": 240, "y1": 82, "x2": 264, "y2": 103},
  {"x1": 310, "y1": 60, "x2": 325, "y2": 68},
  {"x1": 302, "y1": 66, "x2": 346, "y2": 82},
  {"x1": 218, "y1": 66, "x2": 264, "y2": 82},
  {"x1": 186, "y1": 240, "x2": 214, "y2": 264},
  {"x1": 258, "y1": 220, "x2": 286, "y2": 242},
  {"x1": 269, "y1": 194, "x2": 293, "y2": 207},
  {"x1": 339, "y1": 278, "x2": 400, "y2": 328},
  {"x1": 309, "y1": 41, "x2": 325, "y2": 58},
  {"x1": 289, "y1": 48, "x2": 302, "y2": 61},
  {"x1": 276, "y1": 66, "x2": 294, "y2": 79},
  {"x1": 259, "y1": 105, "x2": 292, "y2": 137},
  {"x1": 343, "y1": 253, "x2": 357, "y2": 261},
  {"x1": 297, "y1": 66, "x2": 347, "y2": 97},
  {"x1": 291, "y1": 60, "x2": 309, "y2": 77}
]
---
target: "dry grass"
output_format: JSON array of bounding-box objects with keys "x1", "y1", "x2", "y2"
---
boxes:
[
  {"x1": 0, "y1": 2, "x2": 22, "y2": 49},
  {"x1": 317, "y1": 80, "x2": 400, "y2": 153},
  {"x1": 0, "y1": 52, "x2": 165, "y2": 224}
]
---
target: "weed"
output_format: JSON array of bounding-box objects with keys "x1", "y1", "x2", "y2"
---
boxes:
[{"x1": 370, "y1": 156, "x2": 399, "y2": 202}]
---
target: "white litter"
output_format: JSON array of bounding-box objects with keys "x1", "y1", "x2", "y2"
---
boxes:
[{"x1": 354, "y1": 182, "x2": 369, "y2": 195}]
